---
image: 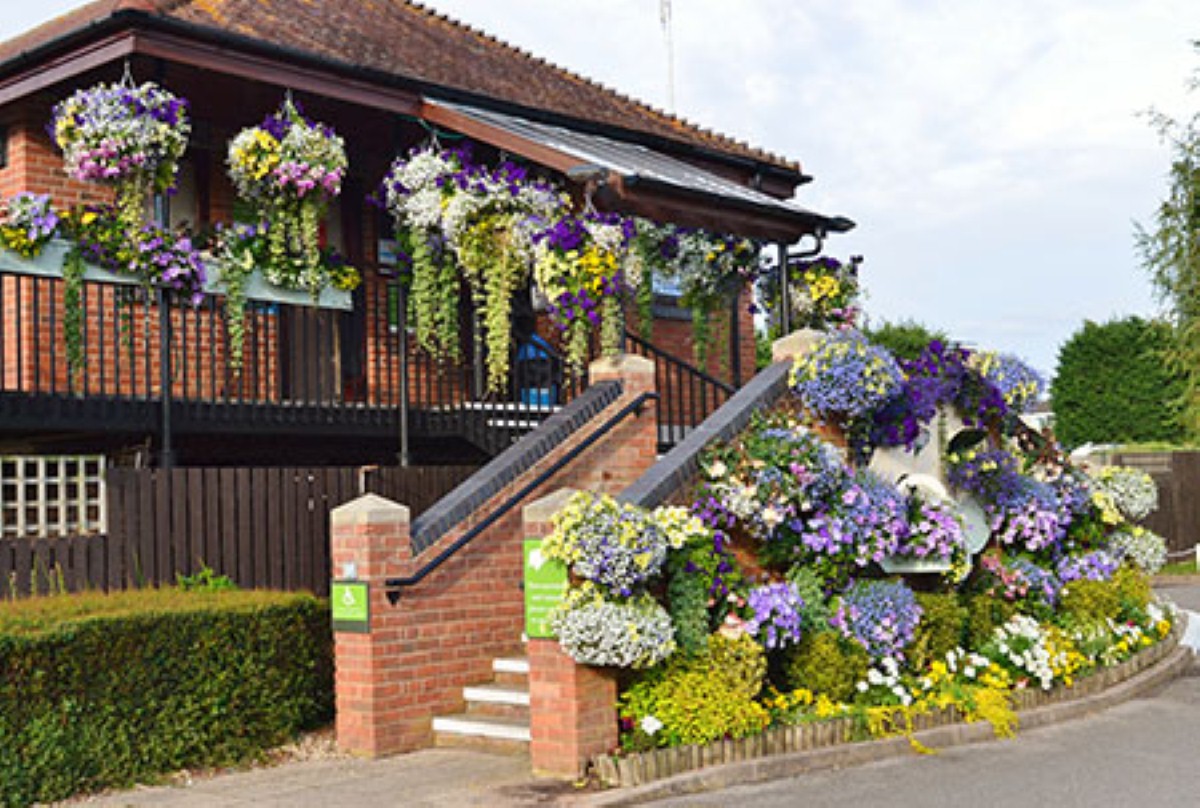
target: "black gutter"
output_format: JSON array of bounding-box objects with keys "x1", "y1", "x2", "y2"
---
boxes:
[
  {"x1": 0, "y1": 9, "x2": 806, "y2": 191},
  {"x1": 384, "y1": 391, "x2": 658, "y2": 602}
]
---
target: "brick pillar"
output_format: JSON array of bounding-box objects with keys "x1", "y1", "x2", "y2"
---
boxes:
[
  {"x1": 524, "y1": 489, "x2": 619, "y2": 778},
  {"x1": 574, "y1": 353, "x2": 658, "y2": 492},
  {"x1": 330, "y1": 494, "x2": 413, "y2": 758},
  {"x1": 771, "y1": 326, "x2": 824, "y2": 363}
]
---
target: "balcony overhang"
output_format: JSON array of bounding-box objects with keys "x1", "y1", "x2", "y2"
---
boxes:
[{"x1": 420, "y1": 99, "x2": 854, "y2": 242}]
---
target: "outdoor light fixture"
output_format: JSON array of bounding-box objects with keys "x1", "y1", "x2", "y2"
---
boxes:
[{"x1": 566, "y1": 163, "x2": 609, "y2": 184}]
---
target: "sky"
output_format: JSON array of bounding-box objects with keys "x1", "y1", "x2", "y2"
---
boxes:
[{"x1": 3, "y1": 1, "x2": 1196, "y2": 379}]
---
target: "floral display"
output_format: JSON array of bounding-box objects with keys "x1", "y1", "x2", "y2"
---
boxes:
[
  {"x1": 51, "y1": 80, "x2": 189, "y2": 232},
  {"x1": 533, "y1": 211, "x2": 633, "y2": 371},
  {"x1": 1091, "y1": 465, "x2": 1159, "y2": 521},
  {"x1": 551, "y1": 587, "x2": 675, "y2": 669},
  {"x1": 0, "y1": 193, "x2": 60, "y2": 258},
  {"x1": 666, "y1": 228, "x2": 758, "y2": 363},
  {"x1": 979, "y1": 554, "x2": 1060, "y2": 606},
  {"x1": 831, "y1": 580, "x2": 923, "y2": 663},
  {"x1": 1056, "y1": 549, "x2": 1121, "y2": 584},
  {"x1": 228, "y1": 97, "x2": 350, "y2": 296},
  {"x1": 790, "y1": 331, "x2": 904, "y2": 422},
  {"x1": 788, "y1": 255, "x2": 861, "y2": 331},
  {"x1": 382, "y1": 142, "x2": 563, "y2": 389},
  {"x1": 970, "y1": 351, "x2": 1044, "y2": 413},
  {"x1": 990, "y1": 477, "x2": 1065, "y2": 554},
  {"x1": 745, "y1": 582, "x2": 806, "y2": 650},
  {"x1": 1108, "y1": 525, "x2": 1168, "y2": 575},
  {"x1": 895, "y1": 494, "x2": 966, "y2": 561}
]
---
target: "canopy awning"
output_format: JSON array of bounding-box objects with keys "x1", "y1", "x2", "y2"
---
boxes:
[{"x1": 420, "y1": 99, "x2": 854, "y2": 242}]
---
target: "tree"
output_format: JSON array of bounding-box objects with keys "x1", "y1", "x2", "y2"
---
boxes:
[
  {"x1": 1050, "y1": 317, "x2": 1184, "y2": 448},
  {"x1": 1137, "y1": 42, "x2": 1200, "y2": 439},
  {"x1": 864, "y1": 319, "x2": 949, "y2": 363}
]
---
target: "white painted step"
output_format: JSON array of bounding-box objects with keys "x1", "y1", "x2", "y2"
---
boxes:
[
  {"x1": 464, "y1": 682, "x2": 529, "y2": 707},
  {"x1": 432, "y1": 714, "x2": 531, "y2": 742},
  {"x1": 493, "y1": 657, "x2": 529, "y2": 676}
]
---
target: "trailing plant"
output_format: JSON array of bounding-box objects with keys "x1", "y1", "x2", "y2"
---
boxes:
[
  {"x1": 227, "y1": 97, "x2": 351, "y2": 297},
  {"x1": 51, "y1": 78, "x2": 189, "y2": 234},
  {"x1": 61, "y1": 247, "x2": 87, "y2": 384}
]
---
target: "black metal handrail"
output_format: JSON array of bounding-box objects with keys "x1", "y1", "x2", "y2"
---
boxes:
[
  {"x1": 383, "y1": 390, "x2": 659, "y2": 602},
  {"x1": 623, "y1": 331, "x2": 735, "y2": 451}
]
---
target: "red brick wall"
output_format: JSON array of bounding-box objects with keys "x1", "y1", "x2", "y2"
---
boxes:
[{"x1": 329, "y1": 354, "x2": 657, "y2": 757}]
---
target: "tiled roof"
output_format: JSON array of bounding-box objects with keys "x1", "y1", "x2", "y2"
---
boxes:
[{"x1": 0, "y1": 0, "x2": 800, "y2": 173}]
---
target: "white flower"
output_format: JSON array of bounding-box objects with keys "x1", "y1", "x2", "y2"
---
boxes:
[{"x1": 641, "y1": 715, "x2": 664, "y2": 736}]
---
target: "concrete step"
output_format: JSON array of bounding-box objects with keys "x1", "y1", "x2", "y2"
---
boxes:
[
  {"x1": 432, "y1": 713, "x2": 531, "y2": 755},
  {"x1": 463, "y1": 682, "x2": 530, "y2": 720},
  {"x1": 492, "y1": 657, "x2": 529, "y2": 687}
]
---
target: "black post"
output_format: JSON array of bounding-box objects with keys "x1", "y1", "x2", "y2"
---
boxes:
[
  {"x1": 778, "y1": 242, "x2": 791, "y2": 336},
  {"x1": 158, "y1": 286, "x2": 175, "y2": 469}
]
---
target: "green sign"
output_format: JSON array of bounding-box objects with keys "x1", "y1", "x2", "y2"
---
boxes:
[
  {"x1": 331, "y1": 580, "x2": 370, "y2": 633},
  {"x1": 524, "y1": 539, "x2": 568, "y2": 639}
]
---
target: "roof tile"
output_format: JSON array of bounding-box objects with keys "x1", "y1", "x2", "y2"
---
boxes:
[{"x1": 0, "y1": 0, "x2": 798, "y2": 172}]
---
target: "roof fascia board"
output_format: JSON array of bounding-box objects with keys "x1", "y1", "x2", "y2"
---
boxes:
[{"x1": 0, "y1": 31, "x2": 136, "y2": 107}]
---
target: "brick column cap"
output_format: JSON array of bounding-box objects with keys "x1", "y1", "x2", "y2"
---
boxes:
[
  {"x1": 588, "y1": 353, "x2": 654, "y2": 383},
  {"x1": 331, "y1": 494, "x2": 410, "y2": 529},
  {"x1": 771, "y1": 327, "x2": 825, "y2": 363},
  {"x1": 524, "y1": 487, "x2": 579, "y2": 525}
]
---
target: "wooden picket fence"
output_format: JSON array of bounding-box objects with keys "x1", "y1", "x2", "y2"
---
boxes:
[{"x1": 0, "y1": 464, "x2": 476, "y2": 598}]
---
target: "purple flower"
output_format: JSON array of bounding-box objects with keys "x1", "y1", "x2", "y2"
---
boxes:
[
  {"x1": 832, "y1": 580, "x2": 922, "y2": 663},
  {"x1": 745, "y1": 582, "x2": 805, "y2": 650}
]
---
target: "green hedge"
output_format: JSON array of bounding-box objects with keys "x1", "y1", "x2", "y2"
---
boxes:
[{"x1": 0, "y1": 589, "x2": 333, "y2": 807}]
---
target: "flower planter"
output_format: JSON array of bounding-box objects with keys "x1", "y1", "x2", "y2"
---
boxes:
[
  {"x1": 0, "y1": 239, "x2": 139, "y2": 287},
  {"x1": 205, "y1": 261, "x2": 352, "y2": 311},
  {"x1": 0, "y1": 240, "x2": 352, "y2": 311}
]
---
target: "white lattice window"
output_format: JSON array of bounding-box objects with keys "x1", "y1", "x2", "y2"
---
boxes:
[{"x1": 0, "y1": 456, "x2": 107, "y2": 539}]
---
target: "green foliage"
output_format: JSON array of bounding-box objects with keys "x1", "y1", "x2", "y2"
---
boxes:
[
  {"x1": 0, "y1": 589, "x2": 332, "y2": 807},
  {"x1": 781, "y1": 630, "x2": 870, "y2": 703},
  {"x1": 62, "y1": 247, "x2": 87, "y2": 385},
  {"x1": 1051, "y1": 317, "x2": 1185, "y2": 447},
  {"x1": 786, "y1": 566, "x2": 832, "y2": 634},
  {"x1": 864, "y1": 319, "x2": 950, "y2": 364},
  {"x1": 666, "y1": 555, "x2": 712, "y2": 656},
  {"x1": 964, "y1": 595, "x2": 1017, "y2": 650},
  {"x1": 1059, "y1": 579, "x2": 1122, "y2": 631},
  {"x1": 175, "y1": 565, "x2": 238, "y2": 592},
  {"x1": 1137, "y1": 44, "x2": 1200, "y2": 440},
  {"x1": 909, "y1": 593, "x2": 967, "y2": 672},
  {"x1": 618, "y1": 633, "x2": 768, "y2": 748},
  {"x1": 1113, "y1": 565, "x2": 1154, "y2": 621}
]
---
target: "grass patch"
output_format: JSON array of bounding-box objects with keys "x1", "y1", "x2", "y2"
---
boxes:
[{"x1": 1160, "y1": 559, "x2": 1198, "y2": 576}]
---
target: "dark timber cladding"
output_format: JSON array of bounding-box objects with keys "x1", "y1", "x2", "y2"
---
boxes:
[{"x1": 0, "y1": 465, "x2": 477, "y2": 598}]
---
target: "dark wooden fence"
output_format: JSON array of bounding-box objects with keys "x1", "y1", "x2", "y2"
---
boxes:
[
  {"x1": 1, "y1": 464, "x2": 476, "y2": 598},
  {"x1": 1110, "y1": 451, "x2": 1200, "y2": 555}
]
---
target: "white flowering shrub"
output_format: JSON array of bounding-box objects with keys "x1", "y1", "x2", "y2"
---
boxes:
[
  {"x1": 1093, "y1": 466, "x2": 1158, "y2": 521},
  {"x1": 551, "y1": 589, "x2": 675, "y2": 669},
  {"x1": 1108, "y1": 525, "x2": 1169, "y2": 575},
  {"x1": 983, "y1": 614, "x2": 1064, "y2": 690}
]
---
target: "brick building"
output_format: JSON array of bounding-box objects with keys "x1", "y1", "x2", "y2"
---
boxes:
[{"x1": 0, "y1": 0, "x2": 851, "y2": 468}]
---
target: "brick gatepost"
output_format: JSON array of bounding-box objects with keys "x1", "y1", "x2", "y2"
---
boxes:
[
  {"x1": 329, "y1": 495, "x2": 415, "y2": 757},
  {"x1": 524, "y1": 488, "x2": 619, "y2": 778}
]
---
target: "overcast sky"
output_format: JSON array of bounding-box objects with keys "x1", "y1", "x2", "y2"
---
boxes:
[{"x1": 4, "y1": 1, "x2": 1196, "y2": 378}]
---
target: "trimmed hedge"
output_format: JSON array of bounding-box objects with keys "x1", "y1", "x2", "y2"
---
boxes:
[{"x1": 0, "y1": 589, "x2": 333, "y2": 807}]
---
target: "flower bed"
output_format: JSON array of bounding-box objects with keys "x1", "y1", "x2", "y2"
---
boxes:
[{"x1": 541, "y1": 329, "x2": 1177, "y2": 784}]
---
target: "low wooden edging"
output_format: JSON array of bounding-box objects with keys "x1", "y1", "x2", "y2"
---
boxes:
[{"x1": 586, "y1": 622, "x2": 1188, "y2": 798}]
